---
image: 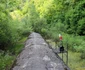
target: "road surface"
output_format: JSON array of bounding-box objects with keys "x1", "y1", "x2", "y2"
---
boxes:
[{"x1": 12, "y1": 32, "x2": 70, "y2": 70}]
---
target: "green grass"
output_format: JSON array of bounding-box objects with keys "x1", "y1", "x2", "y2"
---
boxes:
[
  {"x1": 46, "y1": 39, "x2": 85, "y2": 70},
  {"x1": 8, "y1": 37, "x2": 27, "y2": 55},
  {"x1": 68, "y1": 51, "x2": 85, "y2": 70},
  {"x1": 0, "y1": 37, "x2": 27, "y2": 70},
  {"x1": 59, "y1": 51, "x2": 85, "y2": 70}
]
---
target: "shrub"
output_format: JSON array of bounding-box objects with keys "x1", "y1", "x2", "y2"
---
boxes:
[{"x1": 0, "y1": 51, "x2": 15, "y2": 70}]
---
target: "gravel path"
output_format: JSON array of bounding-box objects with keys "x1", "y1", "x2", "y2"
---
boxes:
[{"x1": 12, "y1": 32, "x2": 70, "y2": 70}]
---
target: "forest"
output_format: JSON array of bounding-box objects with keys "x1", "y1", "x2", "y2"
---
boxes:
[{"x1": 0, "y1": 0, "x2": 85, "y2": 70}]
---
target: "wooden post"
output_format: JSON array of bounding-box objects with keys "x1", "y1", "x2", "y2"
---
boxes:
[
  {"x1": 62, "y1": 52, "x2": 63, "y2": 61},
  {"x1": 66, "y1": 43, "x2": 68, "y2": 65}
]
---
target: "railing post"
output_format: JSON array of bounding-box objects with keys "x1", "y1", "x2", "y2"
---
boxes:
[{"x1": 66, "y1": 43, "x2": 68, "y2": 65}]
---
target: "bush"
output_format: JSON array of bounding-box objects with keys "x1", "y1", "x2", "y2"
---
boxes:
[
  {"x1": 0, "y1": 51, "x2": 15, "y2": 70},
  {"x1": 62, "y1": 33, "x2": 85, "y2": 52},
  {"x1": 0, "y1": 10, "x2": 12, "y2": 49}
]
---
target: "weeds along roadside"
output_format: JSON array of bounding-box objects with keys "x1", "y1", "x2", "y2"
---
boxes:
[
  {"x1": 0, "y1": 37, "x2": 28, "y2": 70},
  {"x1": 45, "y1": 32, "x2": 85, "y2": 70}
]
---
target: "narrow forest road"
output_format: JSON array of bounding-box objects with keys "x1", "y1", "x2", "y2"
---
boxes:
[{"x1": 12, "y1": 32, "x2": 70, "y2": 70}]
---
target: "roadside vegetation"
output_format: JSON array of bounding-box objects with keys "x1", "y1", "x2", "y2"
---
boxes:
[{"x1": 0, "y1": 0, "x2": 85, "y2": 70}]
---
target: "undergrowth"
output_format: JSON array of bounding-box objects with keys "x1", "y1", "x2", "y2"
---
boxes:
[
  {"x1": 0, "y1": 37, "x2": 27, "y2": 70},
  {"x1": 46, "y1": 33, "x2": 85, "y2": 70},
  {"x1": 59, "y1": 51, "x2": 85, "y2": 70},
  {"x1": 0, "y1": 52, "x2": 15, "y2": 70}
]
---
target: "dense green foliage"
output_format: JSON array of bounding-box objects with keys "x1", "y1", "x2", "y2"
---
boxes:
[
  {"x1": 0, "y1": 0, "x2": 85, "y2": 50},
  {"x1": 0, "y1": 0, "x2": 85, "y2": 70},
  {"x1": 0, "y1": 51, "x2": 15, "y2": 70}
]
